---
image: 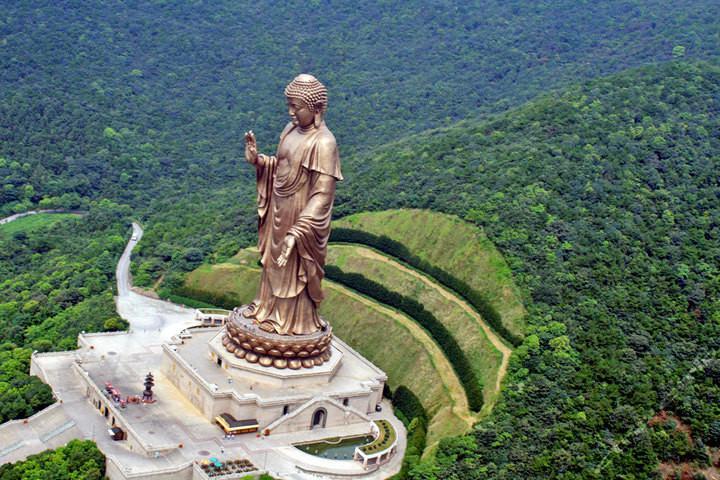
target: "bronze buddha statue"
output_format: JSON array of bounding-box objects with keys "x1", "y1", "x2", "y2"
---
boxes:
[{"x1": 243, "y1": 74, "x2": 342, "y2": 336}]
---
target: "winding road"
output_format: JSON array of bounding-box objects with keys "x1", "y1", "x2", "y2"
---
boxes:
[
  {"x1": 116, "y1": 222, "x2": 142, "y2": 296},
  {"x1": 114, "y1": 222, "x2": 198, "y2": 343},
  {"x1": 0, "y1": 213, "x2": 198, "y2": 342}
]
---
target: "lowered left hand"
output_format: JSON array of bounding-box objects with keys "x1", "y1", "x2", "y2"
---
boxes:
[{"x1": 276, "y1": 235, "x2": 296, "y2": 267}]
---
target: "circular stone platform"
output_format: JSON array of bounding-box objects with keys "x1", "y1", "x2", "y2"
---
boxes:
[{"x1": 223, "y1": 307, "x2": 333, "y2": 369}]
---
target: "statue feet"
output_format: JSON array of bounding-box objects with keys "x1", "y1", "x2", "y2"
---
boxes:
[
  {"x1": 258, "y1": 321, "x2": 277, "y2": 333},
  {"x1": 223, "y1": 308, "x2": 333, "y2": 369},
  {"x1": 241, "y1": 303, "x2": 257, "y2": 319}
]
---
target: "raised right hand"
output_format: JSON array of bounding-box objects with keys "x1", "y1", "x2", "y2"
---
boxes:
[{"x1": 245, "y1": 130, "x2": 259, "y2": 164}]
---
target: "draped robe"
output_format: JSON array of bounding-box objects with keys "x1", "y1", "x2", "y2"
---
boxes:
[{"x1": 244, "y1": 121, "x2": 343, "y2": 335}]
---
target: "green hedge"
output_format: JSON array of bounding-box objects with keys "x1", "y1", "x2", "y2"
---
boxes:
[
  {"x1": 325, "y1": 265, "x2": 483, "y2": 412},
  {"x1": 330, "y1": 228, "x2": 522, "y2": 346},
  {"x1": 390, "y1": 386, "x2": 427, "y2": 480},
  {"x1": 393, "y1": 416, "x2": 428, "y2": 479},
  {"x1": 169, "y1": 285, "x2": 237, "y2": 310},
  {"x1": 392, "y1": 385, "x2": 427, "y2": 426}
]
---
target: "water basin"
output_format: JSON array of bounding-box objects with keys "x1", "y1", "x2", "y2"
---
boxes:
[{"x1": 295, "y1": 435, "x2": 374, "y2": 460}]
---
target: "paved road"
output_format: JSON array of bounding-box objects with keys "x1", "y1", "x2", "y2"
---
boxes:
[
  {"x1": 115, "y1": 222, "x2": 198, "y2": 343},
  {"x1": 116, "y1": 222, "x2": 142, "y2": 296}
]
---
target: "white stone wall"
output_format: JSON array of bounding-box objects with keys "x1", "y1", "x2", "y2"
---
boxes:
[
  {"x1": 105, "y1": 456, "x2": 192, "y2": 480},
  {"x1": 161, "y1": 351, "x2": 221, "y2": 418},
  {"x1": 269, "y1": 399, "x2": 368, "y2": 435},
  {"x1": 162, "y1": 339, "x2": 384, "y2": 436}
]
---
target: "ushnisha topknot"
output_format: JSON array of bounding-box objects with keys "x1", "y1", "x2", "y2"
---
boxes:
[{"x1": 284, "y1": 74, "x2": 328, "y2": 113}]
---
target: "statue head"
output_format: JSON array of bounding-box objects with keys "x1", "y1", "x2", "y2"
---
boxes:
[{"x1": 284, "y1": 74, "x2": 328, "y2": 128}]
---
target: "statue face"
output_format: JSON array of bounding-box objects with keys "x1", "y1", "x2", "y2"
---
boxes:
[{"x1": 287, "y1": 97, "x2": 314, "y2": 128}]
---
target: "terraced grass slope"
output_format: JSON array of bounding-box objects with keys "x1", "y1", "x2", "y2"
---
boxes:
[
  {"x1": 329, "y1": 63, "x2": 720, "y2": 478},
  {"x1": 334, "y1": 209, "x2": 526, "y2": 341},
  {"x1": 326, "y1": 244, "x2": 505, "y2": 410},
  {"x1": 183, "y1": 255, "x2": 473, "y2": 451}
]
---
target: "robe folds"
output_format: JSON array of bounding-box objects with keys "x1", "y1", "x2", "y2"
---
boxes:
[{"x1": 246, "y1": 121, "x2": 343, "y2": 335}]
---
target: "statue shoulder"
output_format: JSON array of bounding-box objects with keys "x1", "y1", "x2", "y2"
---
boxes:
[
  {"x1": 316, "y1": 125, "x2": 337, "y2": 149},
  {"x1": 279, "y1": 122, "x2": 295, "y2": 141},
  {"x1": 306, "y1": 124, "x2": 343, "y2": 180}
]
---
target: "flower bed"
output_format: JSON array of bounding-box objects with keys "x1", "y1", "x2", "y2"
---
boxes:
[
  {"x1": 360, "y1": 420, "x2": 396, "y2": 455},
  {"x1": 199, "y1": 458, "x2": 257, "y2": 477}
]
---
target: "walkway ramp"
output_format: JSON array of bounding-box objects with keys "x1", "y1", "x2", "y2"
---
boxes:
[{"x1": 0, "y1": 404, "x2": 83, "y2": 464}]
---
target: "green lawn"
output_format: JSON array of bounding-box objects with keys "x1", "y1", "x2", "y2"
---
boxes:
[{"x1": 0, "y1": 213, "x2": 79, "y2": 236}]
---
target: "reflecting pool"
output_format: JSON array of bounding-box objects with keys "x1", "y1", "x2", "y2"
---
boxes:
[{"x1": 295, "y1": 435, "x2": 374, "y2": 460}]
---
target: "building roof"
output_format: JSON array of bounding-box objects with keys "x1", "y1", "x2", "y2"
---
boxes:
[{"x1": 216, "y1": 413, "x2": 258, "y2": 429}]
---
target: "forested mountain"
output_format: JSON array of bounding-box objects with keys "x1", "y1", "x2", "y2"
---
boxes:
[
  {"x1": 1, "y1": 0, "x2": 719, "y2": 215},
  {"x1": 134, "y1": 61, "x2": 720, "y2": 479},
  {"x1": 0, "y1": 203, "x2": 128, "y2": 423},
  {"x1": 2, "y1": 1, "x2": 720, "y2": 478},
  {"x1": 337, "y1": 61, "x2": 720, "y2": 479}
]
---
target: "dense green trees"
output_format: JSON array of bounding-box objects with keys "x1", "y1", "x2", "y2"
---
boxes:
[
  {"x1": 1, "y1": 0, "x2": 720, "y2": 476},
  {"x1": 4, "y1": 0, "x2": 718, "y2": 326},
  {"x1": 0, "y1": 440, "x2": 105, "y2": 480},
  {"x1": 1, "y1": 0, "x2": 719, "y2": 217},
  {"x1": 0, "y1": 345, "x2": 54, "y2": 423},
  {"x1": 333, "y1": 61, "x2": 720, "y2": 478},
  {"x1": 387, "y1": 385, "x2": 429, "y2": 479},
  {"x1": 0, "y1": 203, "x2": 130, "y2": 422}
]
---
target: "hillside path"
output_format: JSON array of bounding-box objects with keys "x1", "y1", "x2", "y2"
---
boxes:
[
  {"x1": 323, "y1": 281, "x2": 475, "y2": 428},
  {"x1": 115, "y1": 222, "x2": 199, "y2": 343},
  {"x1": 349, "y1": 244, "x2": 513, "y2": 404}
]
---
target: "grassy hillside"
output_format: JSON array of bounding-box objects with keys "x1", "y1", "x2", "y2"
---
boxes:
[
  {"x1": 183, "y1": 215, "x2": 525, "y2": 445},
  {"x1": 327, "y1": 244, "x2": 504, "y2": 409},
  {"x1": 0, "y1": 213, "x2": 79, "y2": 236},
  {"x1": 183, "y1": 255, "x2": 472, "y2": 451},
  {"x1": 335, "y1": 209, "x2": 526, "y2": 341}
]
